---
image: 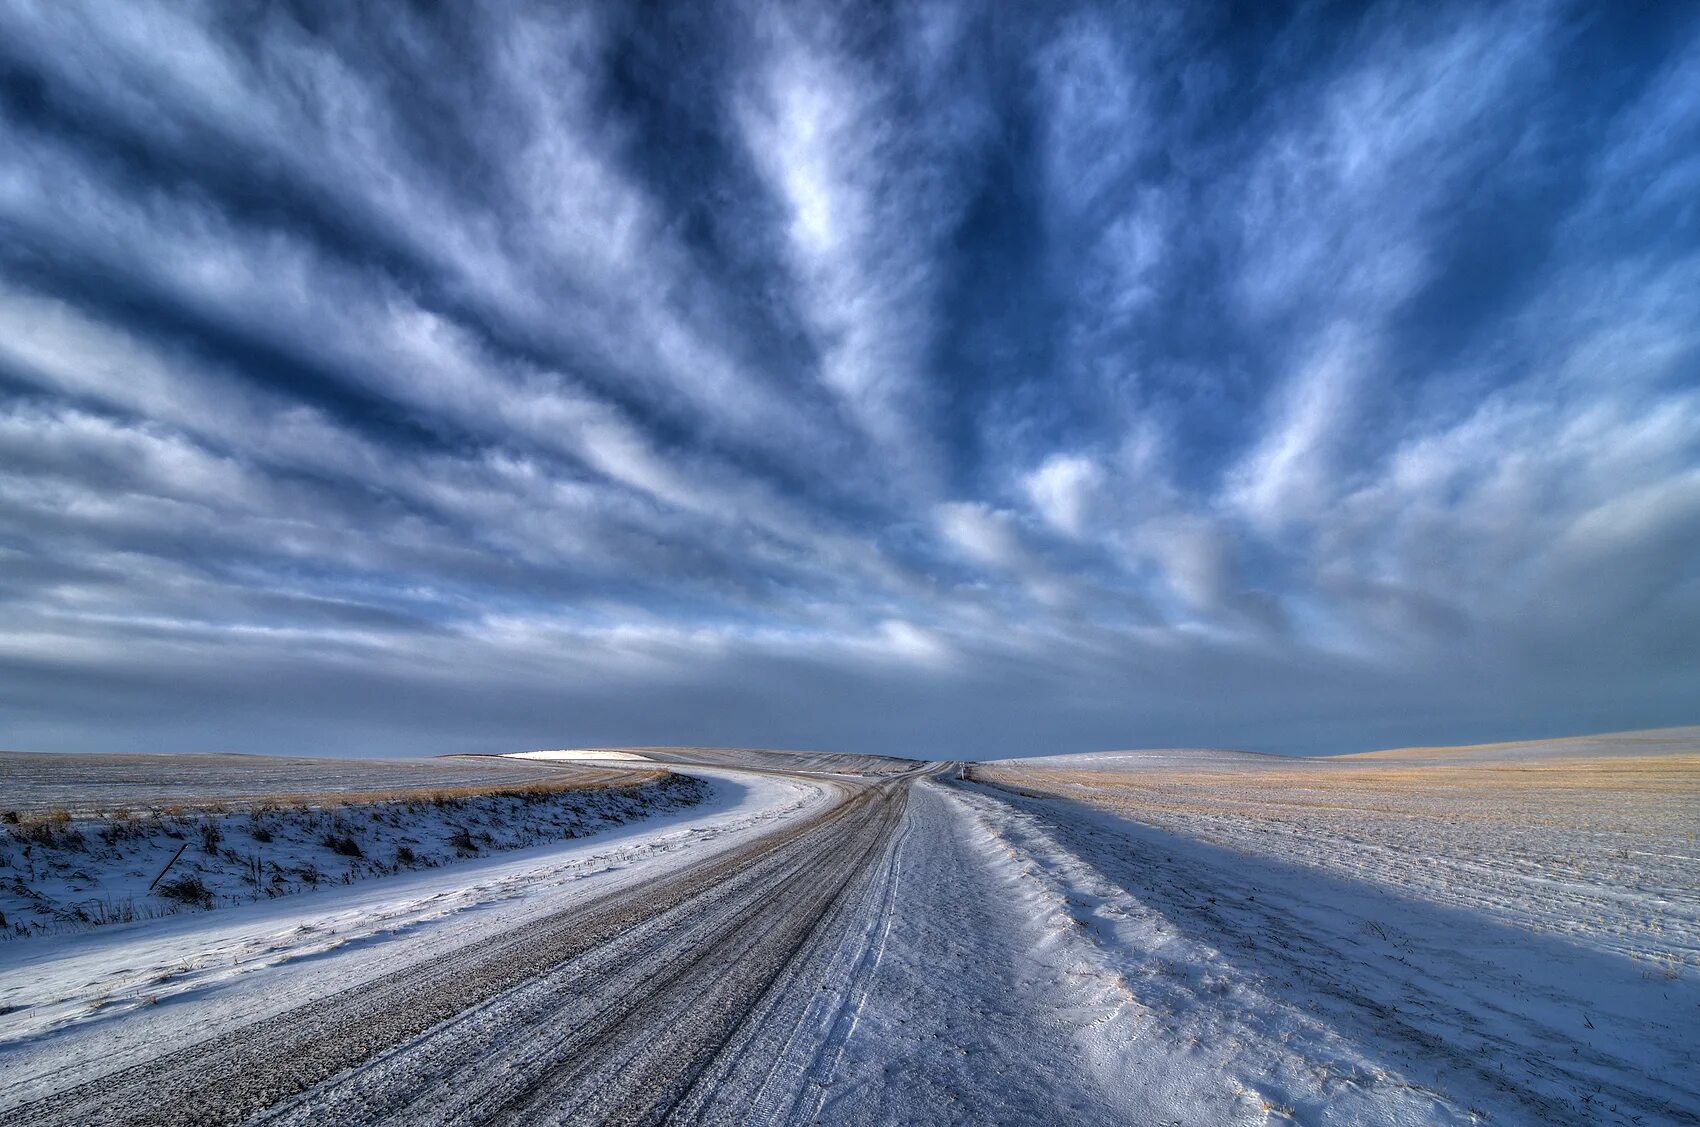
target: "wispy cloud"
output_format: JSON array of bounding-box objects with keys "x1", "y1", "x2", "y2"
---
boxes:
[{"x1": 1, "y1": 0, "x2": 1696, "y2": 757}]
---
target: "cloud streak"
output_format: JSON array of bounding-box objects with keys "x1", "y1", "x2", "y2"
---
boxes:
[{"x1": 1, "y1": 0, "x2": 1696, "y2": 757}]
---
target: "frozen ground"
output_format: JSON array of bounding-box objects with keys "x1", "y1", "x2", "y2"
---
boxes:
[
  {"x1": 2, "y1": 736, "x2": 1695, "y2": 1124},
  {"x1": 628, "y1": 745, "x2": 921, "y2": 776},
  {"x1": 0, "y1": 765, "x2": 830, "y2": 1095},
  {"x1": 0, "y1": 771, "x2": 704, "y2": 938},
  {"x1": 1344, "y1": 725, "x2": 1700, "y2": 764},
  {"x1": 977, "y1": 730, "x2": 1700, "y2": 968},
  {"x1": 943, "y1": 773, "x2": 1700, "y2": 1125},
  {"x1": 0, "y1": 750, "x2": 633, "y2": 815}
]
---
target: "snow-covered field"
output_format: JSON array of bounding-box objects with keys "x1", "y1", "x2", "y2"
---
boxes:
[
  {"x1": 975, "y1": 730, "x2": 1700, "y2": 968},
  {"x1": 0, "y1": 750, "x2": 634, "y2": 815},
  {"x1": 0, "y1": 766, "x2": 831, "y2": 1103},
  {"x1": 956, "y1": 730, "x2": 1700, "y2": 1124},
  {"x1": 3, "y1": 735, "x2": 1695, "y2": 1124},
  {"x1": 0, "y1": 771, "x2": 704, "y2": 938}
]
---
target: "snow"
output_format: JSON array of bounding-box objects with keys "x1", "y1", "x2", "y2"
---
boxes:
[
  {"x1": 5, "y1": 743, "x2": 1695, "y2": 1124},
  {"x1": 991, "y1": 747, "x2": 1281, "y2": 771},
  {"x1": 633, "y1": 747, "x2": 923, "y2": 776},
  {"x1": 795, "y1": 778, "x2": 1251, "y2": 1124},
  {"x1": 978, "y1": 743, "x2": 1700, "y2": 968},
  {"x1": 777, "y1": 765, "x2": 1697, "y2": 1124},
  {"x1": 502, "y1": 749, "x2": 655, "y2": 762},
  {"x1": 1, "y1": 774, "x2": 703, "y2": 939},
  {"x1": 1342, "y1": 725, "x2": 1700, "y2": 765},
  {"x1": 788, "y1": 777, "x2": 1479, "y2": 1123},
  {"x1": 0, "y1": 767, "x2": 831, "y2": 1105},
  {"x1": 946, "y1": 770, "x2": 1700, "y2": 1125},
  {"x1": 0, "y1": 750, "x2": 612, "y2": 815}
]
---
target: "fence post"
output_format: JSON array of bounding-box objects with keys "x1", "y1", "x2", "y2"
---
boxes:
[{"x1": 147, "y1": 842, "x2": 190, "y2": 893}]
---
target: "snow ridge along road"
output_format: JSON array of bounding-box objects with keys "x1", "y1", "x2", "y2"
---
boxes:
[{"x1": 0, "y1": 760, "x2": 940, "y2": 1127}]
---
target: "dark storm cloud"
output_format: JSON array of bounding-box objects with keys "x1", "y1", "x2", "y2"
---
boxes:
[{"x1": 1, "y1": 0, "x2": 1696, "y2": 758}]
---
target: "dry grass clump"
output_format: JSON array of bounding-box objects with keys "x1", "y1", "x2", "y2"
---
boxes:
[
  {"x1": 4, "y1": 770, "x2": 706, "y2": 938},
  {"x1": 246, "y1": 769, "x2": 668, "y2": 813},
  {"x1": 40, "y1": 770, "x2": 666, "y2": 825},
  {"x1": 2, "y1": 775, "x2": 667, "y2": 858},
  {"x1": 155, "y1": 874, "x2": 213, "y2": 907},
  {"x1": 1, "y1": 749, "x2": 660, "y2": 818},
  {"x1": 4, "y1": 807, "x2": 85, "y2": 849}
]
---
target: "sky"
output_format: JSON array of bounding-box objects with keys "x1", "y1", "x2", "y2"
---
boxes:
[{"x1": 0, "y1": 0, "x2": 1697, "y2": 760}]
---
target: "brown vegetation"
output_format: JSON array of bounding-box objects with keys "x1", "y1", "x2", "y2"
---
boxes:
[
  {"x1": 973, "y1": 755, "x2": 1700, "y2": 835},
  {"x1": 0, "y1": 750, "x2": 663, "y2": 818},
  {"x1": 0, "y1": 762, "x2": 668, "y2": 824}
]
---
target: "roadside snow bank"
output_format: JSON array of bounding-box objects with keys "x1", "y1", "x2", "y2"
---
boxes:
[
  {"x1": 1, "y1": 774, "x2": 704, "y2": 938},
  {"x1": 799, "y1": 779, "x2": 1263, "y2": 1125},
  {"x1": 0, "y1": 767, "x2": 830, "y2": 1077}
]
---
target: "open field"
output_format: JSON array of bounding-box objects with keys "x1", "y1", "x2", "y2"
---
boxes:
[
  {"x1": 1341, "y1": 726, "x2": 1700, "y2": 763},
  {"x1": 0, "y1": 751, "x2": 655, "y2": 817},
  {"x1": 3, "y1": 737, "x2": 1697, "y2": 1125},
  {"x1": 973, "y1": 728, "x2": 1700, "y2": 968},
  {"x1": 0, "y1": 751, "x2": 699, "y2": 939}
]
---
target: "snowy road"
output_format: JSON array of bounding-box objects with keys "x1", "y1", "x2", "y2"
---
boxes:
[
  {"x1": 3, "y1": 759, "x2": 1696, "y2": 1125},
  {"x1": 0, "y1": 763, "x2": 926, "y2": 1125}
]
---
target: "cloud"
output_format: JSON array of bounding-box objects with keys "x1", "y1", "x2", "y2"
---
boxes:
[
  {"x1": 1233, "y1": 1, "x2": 1556, "y2": 325},
  {"x1": 934, "y1": 501, "x2": 1027, "y2": 571},
  {"x1": 1023, "y1": 454, "x2": 1103, "y2": 538},
  {"x1": 0, "y1": 0, "x2": 1696, "y2": 758},
  {"x1": 1227, "y1": 322, "x2": 1375, "y2": 534},
  {"x1": 733, "y1": 2, "x2": 992, "y2": 495}
]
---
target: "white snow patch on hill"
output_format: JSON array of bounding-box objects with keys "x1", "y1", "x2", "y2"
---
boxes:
[{"x1": 504, "y1": 749, "x2": 655, "y2": 762}]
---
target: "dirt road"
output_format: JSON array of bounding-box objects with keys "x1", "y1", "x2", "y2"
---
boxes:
[{"x1": 1, "y1": 762, "x2": 943, "y2": 1126}]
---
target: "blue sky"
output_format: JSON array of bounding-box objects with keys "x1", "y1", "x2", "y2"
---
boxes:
[{"x1": 1, "y1": 0, "x2": 1697, "y2": 758}]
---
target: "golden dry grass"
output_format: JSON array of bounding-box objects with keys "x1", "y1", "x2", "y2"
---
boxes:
[
  {"x1": 231, "y1": 769, "x2": 669, "y2": 814},
  {"x1": 975, "y1": 740, "x2": 1700, "y2": 963},
  {"x1": 975, "y1": 755, "x2": 1700, "y2": 834},
  {"x1": 0, "y1": 749, "x2": 669, "y2": 819}
]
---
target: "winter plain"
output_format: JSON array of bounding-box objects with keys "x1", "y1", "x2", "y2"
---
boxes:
[{"x1": 1, "y1": 732, "x2": 1696, "y2": 1124}]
